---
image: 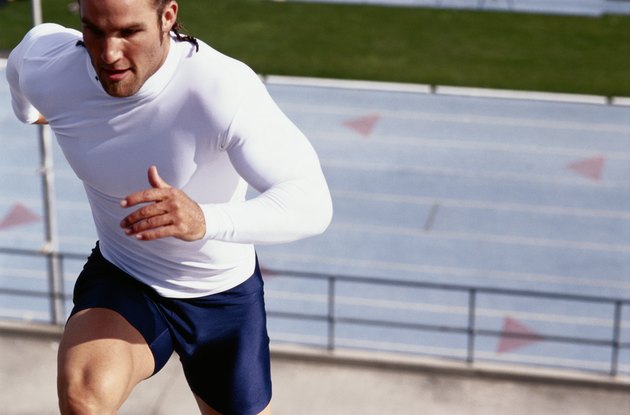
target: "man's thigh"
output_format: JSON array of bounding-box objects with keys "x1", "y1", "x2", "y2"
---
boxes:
[
  {"x1": 69, "y1": 243, "x2": 175, "y2": 373},
  {"x1": 57, "y1": 308, "x2": 155, "y2": 412}
]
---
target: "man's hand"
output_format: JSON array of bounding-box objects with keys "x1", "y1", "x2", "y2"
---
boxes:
[
  {"x1": 34, "y1": 113, "x2": 48, "y2": 125},
  {"x1": 119, "y1": 166, "x2": 206, "y2": 241}
]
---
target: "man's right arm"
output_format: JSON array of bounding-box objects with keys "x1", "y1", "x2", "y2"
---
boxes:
[
  {"x1": 6, "y1": 43, "x2": 40, "y2": 124},
  {"x1": 6, "y1": 25, "x2": 52, "y2": 125}
]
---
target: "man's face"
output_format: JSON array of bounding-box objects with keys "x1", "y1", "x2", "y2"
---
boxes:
[{"x1": 80, "y1": 0, "x2": 177, "y2": 97}]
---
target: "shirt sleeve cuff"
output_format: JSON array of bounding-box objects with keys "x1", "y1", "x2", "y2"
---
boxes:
[{"x1": 199, "y1": 203, "x2": 235, "y2": 241}]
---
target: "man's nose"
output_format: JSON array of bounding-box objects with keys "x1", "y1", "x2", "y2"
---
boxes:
[{"x1": 101, "y1": 37, "x2": 123, "y2": 64}]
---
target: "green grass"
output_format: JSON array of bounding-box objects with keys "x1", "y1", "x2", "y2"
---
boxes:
[{"x1": 1, "y1": 0, "x2": 629, "y2": 96}]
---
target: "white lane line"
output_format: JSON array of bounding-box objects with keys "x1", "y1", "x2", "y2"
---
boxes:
[
  {"x1": 0, "y1": 232, "x2": 45, "y2": 243},
  {"x1": 270, "y1": 332, "x2": 466, "y2": 358},
  {"x1": 270, "y1": 332, "x2": 330, "y2": 347},
  {"x1": 265, "y1": 74, "x2": 630, "y2": 107},
  {"x1": 266, "y1": 75, "x2": 433, "y2": 94},
  {"x1": 435, "y1": 85, "x2": 609, "y2": 105},
  {"x1": 346, "y1": 340, "x2": 614, "y2": 373},
  {"x1": 0, "y1": 197, "x2": 41, "y2": 206},
  {"x1": 332, "y1": 222, "x2": 630, "y2": 254},
  {"x1": 0, "y1": 197, "x2": 91, "y2": 212},
  {"x1": 332, "y1": 190, "x2": 630, "y2": 220},
  {"x1": 0, "y1": 165, "x2": 81, "y2": 180},
  {"x1": 312, "y1": 132, "x2": 630, "y2": 161},
  {"x1": 0, "y1": 166, "x2": 40, "y2": 176},
  {"x1": 282, "y1": 103, "x2": 630, "y2": 135},
  {"x1": 321, "y1": 159, "x2": 630, "y2": 189},
  {"x1": 0, "y1": 231, "x2": 96, "y2": 247},
  {"x1": 0, "y1": 309, "x2": 50, "y2": 321},
  {"x1": 260, "y1": 252, "x2": 630, "y2": 291},
  {"x1": 335, "y1": 338, "x2": 465, "y2": 359},
  {"x1": 0, "y1": 268, "x2": 46, "y2": 279}
]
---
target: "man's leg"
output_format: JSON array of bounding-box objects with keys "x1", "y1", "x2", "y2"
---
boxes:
[{"x1": 57, "y1": 308, "x2": 155, "y2": 415}]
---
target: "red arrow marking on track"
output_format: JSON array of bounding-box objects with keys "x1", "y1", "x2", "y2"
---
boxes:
[
  {"x1": 0, "y1": 203, "x2": 41, "y2": 230},
  {"x1": 496, "y1": 316, "x2": 544, "y2": 354},
  {"x1": 567, "y1": 155, "x2": 605, "y2": 181},
  {"x1": 343, "y1": 114, "x2": 380, "y2": 137}
]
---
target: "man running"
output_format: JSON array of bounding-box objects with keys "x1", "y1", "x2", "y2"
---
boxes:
[{"x1": 7, "y1": 0, "x2": 333, "y2": 414}]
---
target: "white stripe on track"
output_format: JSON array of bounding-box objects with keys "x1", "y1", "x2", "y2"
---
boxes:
[
  {"x1": 332, "y1": 190, "x2": 630, "y2": 220},
  {"x1": 283, "y1": 103, "x2": 630, "y2": 135},
  {"x1": 312, "y1": 132, "x2": 630, "y2": 162},
  {"x1": 332, "y1": 222, "x2": 630, "y2": 254},
  {"x1": 321, "y1": 159, "x2": 630, "y2": 189}
]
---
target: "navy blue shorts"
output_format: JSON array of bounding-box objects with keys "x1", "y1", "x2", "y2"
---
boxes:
[{"x1": 70, "y1": 244, "x2": 272, "y2": 415}]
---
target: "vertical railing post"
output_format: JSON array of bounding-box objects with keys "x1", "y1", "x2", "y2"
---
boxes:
[
  {"x1": 467, "y1": 289, "x2": 477, "y2": 365},
  {"x1": 39, "y1": 125, "x2": 64, "y2": 325},
  {"x1": 31, "y1": 0, "x2": 65, "y2": 325},
  {"x1": 327, "y1": 277, "x2": 336, "y2": 351},
  {"x1": 30, "y1": 0, "x2": 43, "y2": 26},
  {"x1": 610, "y1": 301, "x2": 622, "y2": 377}
]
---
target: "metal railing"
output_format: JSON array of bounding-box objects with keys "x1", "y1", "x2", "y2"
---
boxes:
[
  {"x1": 0, "y1": 247, "x2": 84, "y2": 324},
  {"x1": 263, "y1": 268, "x2": 630, "y2": 377},
  {"x1": 1, "y1": 246, "x2": 629, "y2": 377}
]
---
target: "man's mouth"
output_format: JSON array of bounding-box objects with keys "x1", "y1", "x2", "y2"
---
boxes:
[{"x1": 102, "y1": 68, "x2": 131, "y2": 82}]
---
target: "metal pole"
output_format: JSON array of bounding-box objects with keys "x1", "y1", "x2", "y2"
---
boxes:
[
  {"x1": 31, "y1": 0, "x2": 65, "y2": 325},
  {"x1": 466, "y1": 289, "x2": 477, "y2": 365},
  {"x1": 38, "y1": 126, "x2": 64, "y2": 325},
  {"x1": 610, "y1": 301, "x2": 622, "y2": 377},
  {"x1": 327, "y1": 277, "x2": 336, "y2": 351},
  {"x1": 31, "y1": 0, "x2": 42, "y2": 26}
]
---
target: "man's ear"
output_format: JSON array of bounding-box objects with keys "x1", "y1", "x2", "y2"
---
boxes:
[{"x1": 162, "y1": 0, "x2": 178, "y2": 32}]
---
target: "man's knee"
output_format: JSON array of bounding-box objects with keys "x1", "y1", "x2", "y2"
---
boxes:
[
  {"x1": 58, "y1": 368, "x2": 126, "y2": 415},
  {"x1": 56, "y1": 308, "x2": 155, "y2": 414}
]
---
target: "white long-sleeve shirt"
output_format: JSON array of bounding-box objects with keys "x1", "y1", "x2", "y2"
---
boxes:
[{"x1": 7, "y1": 23, "x2": 332, "y2": 298}]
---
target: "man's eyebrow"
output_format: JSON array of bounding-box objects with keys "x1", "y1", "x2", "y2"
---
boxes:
[
  {"x1": 80, "y1": 17, "x2": 146, "y2": 32},
  {"x1": 80, "y1": 17, "x2": 96, "y2": 27},
  {"x1": 80, "y1": 17, "x2": 103, "y2": 31}
]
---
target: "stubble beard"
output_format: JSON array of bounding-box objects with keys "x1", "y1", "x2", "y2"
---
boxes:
[{"x1": 100, "y1": 73, "x2": 140, "y2": 98}]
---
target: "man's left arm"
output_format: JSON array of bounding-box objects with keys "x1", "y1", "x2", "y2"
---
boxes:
[
  {"x1": 200, "y1": 82, "x2": 333, "y2": 244},
  {"x1": 205, "y1": 102, "x2": 333, "y2": 243},
  {"x1": 120, "y1": 81, "x2": 333, "y2": 243}
]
